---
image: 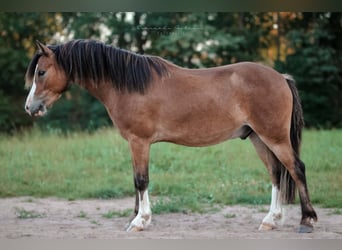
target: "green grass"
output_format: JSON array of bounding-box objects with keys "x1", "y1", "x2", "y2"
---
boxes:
[
  {"x1": 224, "y1": 213, "x2": 236, "y2": 219},
  {"x1": 102, "y1": 209, "x2": 132, "y2": 219},
  {"x1": 76, "y1": 211, "x2": 88, "y2": 218},
  {"x1": 328, "y1": 208, "x2": 342, "y2": 215},
  {"x1": 0, "y1": 128, "x2": 341, "y2": 213},
  {"x1": 14, "y1": 207, "x2": 45, "y2": 219}
]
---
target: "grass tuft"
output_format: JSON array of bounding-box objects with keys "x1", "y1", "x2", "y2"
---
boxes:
[
  {"x1": 14, "y1": 207, "x2": 45, "y2": 219},
  {"x1": 76, "y1": 211, "x2": 87, "y2": 218},
  {"x1": 224, "y1": 213, "x2": 236, "y2": 219},
  {"x1": 328, "y1": 208, "x2": 342, "y2": 215},
  {"x1": 102, "y1": 209, "x2": 132, "y2": 219}
]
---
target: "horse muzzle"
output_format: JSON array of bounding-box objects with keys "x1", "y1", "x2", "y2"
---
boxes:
[{"x1": 25, "y1": 99, "x2": 47, "y2": 117}]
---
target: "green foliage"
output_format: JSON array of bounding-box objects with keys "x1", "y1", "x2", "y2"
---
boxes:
[
  {"x1": 144, "y1": 13, "x2": 264, "y2": 67},
  {"x1": 0, "y1": 91, "x2": 28, "y2": 133},
  {"x1": 0, "y1": 13, "x2": 67, "y2": 133},
  {"x1": 275, "y1": 13, "x2": 341, "y2": 128},
  {"x1": 0, "y1": 129, "x2": 341, "y2": 212}
]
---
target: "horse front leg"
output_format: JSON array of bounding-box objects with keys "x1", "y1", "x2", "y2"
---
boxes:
[{"x1": 126, "y1": 137, "x2": 152, "y2": 232}]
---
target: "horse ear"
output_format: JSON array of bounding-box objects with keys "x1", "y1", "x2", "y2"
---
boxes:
[{"x1": 36, "y1": 40, "x2": 53, "y2": 57}]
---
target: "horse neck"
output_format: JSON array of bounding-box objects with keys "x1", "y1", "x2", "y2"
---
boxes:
[{"x1": 80, "y1": 80, "x2": 119, "y2": 108}]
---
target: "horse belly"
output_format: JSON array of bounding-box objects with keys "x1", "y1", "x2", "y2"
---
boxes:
[
  {"x1": 154, "y1": 88, "x2": 245, "y2": 146},
  {"x1": 159, "y1": 128, "x2": 236, "y2": 147},
  {"x1": 156, "y1": 111, "x2": 243, "y2": 147}
]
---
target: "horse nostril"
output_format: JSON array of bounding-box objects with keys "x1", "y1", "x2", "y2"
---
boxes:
[
  {"x1": 24, "y1": 104, "x2": 32, "y2": 116},
  {"x1": 38, "y1": 104, "x2": 44, "y2": 111}
]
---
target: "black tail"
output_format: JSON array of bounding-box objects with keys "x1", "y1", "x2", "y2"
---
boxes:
[
  {"x1": 276, "y1": 74, "x2": 304, "y2": 204},
  {"x1": 284, "y1": 74, "x2": 304, "y2": 156}
]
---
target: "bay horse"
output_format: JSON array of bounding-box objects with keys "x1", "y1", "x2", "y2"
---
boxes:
[{"x1": 24, "y1": 39, "x2": 317, "y2": 233}]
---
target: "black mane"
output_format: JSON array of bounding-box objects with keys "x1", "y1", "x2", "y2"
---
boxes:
[{"x1": 26, "y1": 39, "x2": 169, "y2": 93}]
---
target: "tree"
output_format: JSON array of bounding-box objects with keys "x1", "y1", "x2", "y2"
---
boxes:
[
  {"x1": 276, "y1": 12, "x2": 341, "y2": 128},
  {"x1": 0, "y1": 13, "x2": 65, "y2": 132}
]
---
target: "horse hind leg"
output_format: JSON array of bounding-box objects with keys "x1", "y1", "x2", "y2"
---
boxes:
[
  {"x1": 260, "y1": 136, "x2": 317, "y2": 233},
  {"x1": 249, "y1": 133, "x2": 285, "y2": 231},
  {"x1": 291, "y1": 156, "x2": 318, "y2": 233}
]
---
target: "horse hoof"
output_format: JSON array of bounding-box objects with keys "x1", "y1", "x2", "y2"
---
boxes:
[
  {"x1": 258, "y1": 223, "x2": 275, "y2": 231},
  {"x1": 298, "y1": 225, "x2": 313, "y2": 233}
]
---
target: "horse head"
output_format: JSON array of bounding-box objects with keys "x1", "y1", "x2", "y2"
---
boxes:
[{"x1": 24, "y1": 41, "x2": 68, "y2": 116}]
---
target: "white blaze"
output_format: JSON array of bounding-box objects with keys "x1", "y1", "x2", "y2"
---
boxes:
[{"x1": 25, "y1": 65, "x2": 38, "y2": 114}]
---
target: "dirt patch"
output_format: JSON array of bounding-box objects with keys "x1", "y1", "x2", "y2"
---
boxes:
[{"x1": 0, "y1": 197, "x2": 341, "y2": 239}]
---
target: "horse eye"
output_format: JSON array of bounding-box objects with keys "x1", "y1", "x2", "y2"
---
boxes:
[{"x1": 38, "y1": 70, "x2": 46, "y2": 77}]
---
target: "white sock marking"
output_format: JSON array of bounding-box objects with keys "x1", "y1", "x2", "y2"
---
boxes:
[
  {"x1": 261, "y1": 184, "x2": 284, "y2": 228},
  {"x1": 127, "y1": 190, "x2": 152, "y2": 231}
]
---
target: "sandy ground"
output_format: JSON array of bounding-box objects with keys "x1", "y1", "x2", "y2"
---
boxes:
[{"x1": 0, "y1": 197, "x2": 341, "y2": 239}]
